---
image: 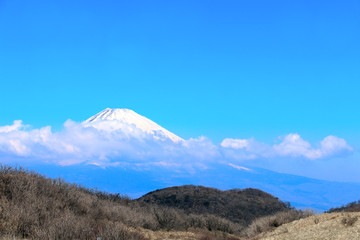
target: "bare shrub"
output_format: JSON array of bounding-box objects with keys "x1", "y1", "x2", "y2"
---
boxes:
[
  {"x1": 341, "y1": 214, "x2": 358, "y2": 227},
  {"x1": 0, "y1": 165, "x2": 145, "y2": 239},
  {"x1": 204, "y1": 214, "x2": 243, "y2": 234},
  {"x1": 151, "y1": 205, "x2": 186, "y2": 230}
]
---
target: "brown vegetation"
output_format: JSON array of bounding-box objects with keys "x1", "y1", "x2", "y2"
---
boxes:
[
  {"x1": 0, "y1": 165, "x2": 145, "y2": 239},
  {"x1": 0, "y1": 166, "x2": 252, "y2": 239},
  {"x1": 0, "y1": 165, "x2": 313, "y2": 239},
  {"x1": 255, "y1": 212, "x2": 360, "y2": 240},
  {"x1": 243, "y1": 210, "x2": 314, "y2": 238}
]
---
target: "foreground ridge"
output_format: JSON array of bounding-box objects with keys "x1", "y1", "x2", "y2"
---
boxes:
[{"x1": 0, "y1": 165, "x2": 306, "y2": 240}]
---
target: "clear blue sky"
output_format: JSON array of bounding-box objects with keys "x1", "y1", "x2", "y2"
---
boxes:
[{"x1": 0, "y1": 0, "x2": 359, "y2": 143}]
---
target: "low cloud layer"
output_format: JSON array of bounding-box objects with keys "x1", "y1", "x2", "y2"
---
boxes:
[
  {"x1": 0, "y1": 120, "x2": 353, "y2": 167},
  {"x1": 0, "y1": 120, "x2": 220, "y2": 167}
]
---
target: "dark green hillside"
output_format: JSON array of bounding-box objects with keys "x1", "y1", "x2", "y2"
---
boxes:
[{"x1": 137, "y1": 185, "x2": 291, "y2": 226}]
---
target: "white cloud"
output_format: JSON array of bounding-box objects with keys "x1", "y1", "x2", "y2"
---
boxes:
[
  {"x1": 320, "y1": 135, "x2": 353, "y2": 157},
  {"x1": 221, "y1": 138, "x2": 249, "y2": 149},
  {"x1": 273, "y1": 133, "x2": 321, "y2": 159},
  {"x1": 0, "y1": 120, "x2": 219, "y2": 166},
  {"x1": 222, "y1": 133, "x2": 353, "y2": 160},
  {"x1": 0, "y1": 120, "x2": 354, "y2": 167},
  {"x1": 0, "y1": 120, "x2": 24, "y2": 133},
  {"x1": 221, "y1": 138, "x2": 273, "y2": 160}
]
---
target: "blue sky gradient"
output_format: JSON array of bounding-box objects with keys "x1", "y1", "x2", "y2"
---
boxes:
[{"x1": 0, "y1": 0, "x2": 359, "y2": 183}]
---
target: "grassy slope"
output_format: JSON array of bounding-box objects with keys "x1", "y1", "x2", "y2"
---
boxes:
[{"x1": 257, "y1": 212, "x2": 360, "y2": 240}]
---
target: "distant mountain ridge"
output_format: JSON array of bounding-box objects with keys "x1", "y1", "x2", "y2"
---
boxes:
[
  {"x1": 24, "y1": 161, "x2": 360, "y2": 212},
  {"x1": 83, "y1": 108, "x2": 183, "y2": 142}
]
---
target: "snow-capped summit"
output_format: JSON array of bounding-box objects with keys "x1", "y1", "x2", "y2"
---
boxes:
[{"x1": 84, "y1": 108, "x2": 183, "y2": 142}]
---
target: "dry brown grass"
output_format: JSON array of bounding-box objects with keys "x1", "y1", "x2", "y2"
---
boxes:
[
  {"x1": 141, "y1": 228, "x2": 198, "y2": 240},
  {"x1": 140, "y1": 228, "x2": 244, "y2": 240},
  {"x1": 242, "y1": 209, "x2": 314, "y2": 238},
  {"x1": 255, "y1": 212, "x2": 360, "y2": 240}
]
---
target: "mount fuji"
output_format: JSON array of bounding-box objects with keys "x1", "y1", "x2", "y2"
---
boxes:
[
  {"x1": 83, "y1": 108, "x2": 183, "y2": 143},
  {"x1": 3, "y1": 108, "x2": 360, "y2": 212}
]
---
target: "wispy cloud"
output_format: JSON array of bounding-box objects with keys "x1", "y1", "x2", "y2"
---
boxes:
[
  {"x1": 0, "y1": 121, "x2": 354, "y2": 168},
  {"x1": 228, "y1": 163, "x2": 251, "y2": 171}
]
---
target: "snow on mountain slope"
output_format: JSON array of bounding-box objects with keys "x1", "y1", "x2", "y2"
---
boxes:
[{"x1": 83, "y1": 108, "x2": 183, "y2": 142}]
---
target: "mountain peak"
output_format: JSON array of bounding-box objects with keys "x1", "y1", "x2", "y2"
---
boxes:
[
  {"x1": 85, "y1": 108, "x2": 136, "y2": 122},
  {"x1": 84, "y1": 108, "x2": 183, "y2": 142}
]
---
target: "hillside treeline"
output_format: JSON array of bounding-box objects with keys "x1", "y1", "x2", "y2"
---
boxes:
[{"x1": 327, "y1": 200, "x2": 360, "y2": 213}]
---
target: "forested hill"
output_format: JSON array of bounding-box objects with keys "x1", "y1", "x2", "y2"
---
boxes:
[{"x1": 137, "y1": 185, "x2": 291, "y2": 226}]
